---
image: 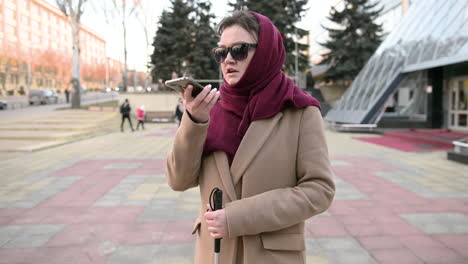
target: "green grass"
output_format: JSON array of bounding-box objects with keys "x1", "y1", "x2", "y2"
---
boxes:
[{"x1": 86, "y1": 101, "x2": 119, "y2": 108}]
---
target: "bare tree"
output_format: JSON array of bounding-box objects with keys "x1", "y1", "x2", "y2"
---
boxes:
[
  {"x1": 56, "y1": 0, "x2": 88, "y2": 108},
  {"x1": 93, "y1": 0, "x2": 140, "y2": 92},
  {"x1": 134, "y1": 0, "x2": 157, "y2": 91}
]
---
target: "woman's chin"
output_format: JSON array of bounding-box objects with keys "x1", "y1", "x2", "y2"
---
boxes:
[{"x1": 225, "y1": 78, "x2": 239, "y2": 87}]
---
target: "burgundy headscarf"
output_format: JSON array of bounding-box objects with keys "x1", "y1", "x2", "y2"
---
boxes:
[{"x1": 204, "y1": 12, "x2": 320, "y2": 164}]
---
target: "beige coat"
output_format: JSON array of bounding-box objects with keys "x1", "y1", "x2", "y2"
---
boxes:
[{"x1": 166, "y1": 106, "x2": 335, "y2": 264}]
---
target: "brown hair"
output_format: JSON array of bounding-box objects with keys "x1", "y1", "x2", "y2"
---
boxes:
[{"x1": 217, "y1": 11, "x2": 259, "y2": 40}]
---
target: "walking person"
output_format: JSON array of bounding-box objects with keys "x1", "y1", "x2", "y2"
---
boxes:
[
  {"x1": 166, "y1": 11, "x2": 335, "y2": 264},
  {"x1": 65, "y1": 88, "x2": 70, "y2": 103},
  {"x1": 120, "y1": 98, "x2": 134, "y2": 132},
  {"x1": 136, "y1": 105, "x2": 145, "y2": 130}
]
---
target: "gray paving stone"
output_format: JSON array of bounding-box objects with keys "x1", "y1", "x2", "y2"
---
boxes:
[
  {"x1": 2, "y1": 224, "x2": 64, "y2": 248},
  {"x1": 375, "y1": 170, "x2": 468, "y2": 199},
  {"x1": 153, "y1": 242, "x2": 195, "y2": 260},
  {"x1": 334, "y1": 250, "x2": 378, "y2": 264},
  {"x1": 23, "y1": 159, "x2": 81, "y2": 181},
  {"x1": 334, "y1": 176, "x2": 368, "y2": 200},
  {"x1": 107, "y1": 244, "x2": 159, "y2": 264},
  {"x1": 104, "y1": 162, "x2": 142, "y2": 169},
  {"x1": 0, "y1": 226, "x2": 23, "y2": 247},
  {"x1": 401, "y1": 213, "x2": 468, "y2": 234},
  {"x1": 94, "y1": 200, "x2": 123, "y2": 207},
  {"x1": 318, "y1": 237, "x2": 362, "y2": 250},
  {"x1": 306, "y1": 237, "x2": 377, "y2": 264},
  {"x1": 122, "y1": 199, "x2": 151, "y2": 206},
  {"x1": 331, "y1": 160, "x2": 352, "y2": 166},
  {"x1": 9, "y1": 200, "x2": 41, "y2": 208}
]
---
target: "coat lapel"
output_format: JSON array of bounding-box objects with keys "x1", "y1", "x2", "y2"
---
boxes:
[
  {"x1": 230, "y1": 112, "x2": 283, "y2": 186},
  {"x1": 214, "y1": 152, "x2": 238, "y2": 202}
]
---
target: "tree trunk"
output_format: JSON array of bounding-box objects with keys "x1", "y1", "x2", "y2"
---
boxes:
[
  {"x1": 122, "y1": 3, "x2": 128, "y2": 92},
  {"x1": 71, "y1": 22, "x2": 81, "y2": 108}
]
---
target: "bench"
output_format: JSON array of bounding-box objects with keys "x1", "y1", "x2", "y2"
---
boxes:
[{"x1": 144, "y1": 111, "x2": 175, "y2": 123}]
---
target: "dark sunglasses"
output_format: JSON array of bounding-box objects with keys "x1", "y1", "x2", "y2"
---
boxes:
[{"x1": 212, "y1": 43, "x2": 258, "y2": 63}]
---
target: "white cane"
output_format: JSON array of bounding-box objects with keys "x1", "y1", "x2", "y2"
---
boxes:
[{"x1": 211, "y1": 188, "x2": 223, "y2": 264}]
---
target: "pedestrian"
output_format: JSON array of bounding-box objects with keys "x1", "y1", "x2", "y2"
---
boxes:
[
  {"x1": 175, "y1": 97, "x2": 184, "y2": 126},
  {"x1": 120, "y1": 98, "x2": 134, "y2": 132},
  {"x1": 136, "y1": 105, "x2": 145, "y2": 130},
  {"x1": 65, "y1": 88, "x2": 70, "y2": 103},
  {"x1": 165, "y1": 11, "x2": 335, "y2": 264}
]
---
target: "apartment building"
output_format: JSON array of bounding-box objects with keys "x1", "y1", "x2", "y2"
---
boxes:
[{"x1": 0, "y1": 0, "x2": 115, "y2": 96}]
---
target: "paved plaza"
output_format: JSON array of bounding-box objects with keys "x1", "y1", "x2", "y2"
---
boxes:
[{"x1": 0, "y1": 117, "x2": 467, "y2": 263}]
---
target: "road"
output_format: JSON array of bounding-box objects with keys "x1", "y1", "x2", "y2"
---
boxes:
[{"x1": 0, "y1": 92, "x2": 118, "y2": 121}]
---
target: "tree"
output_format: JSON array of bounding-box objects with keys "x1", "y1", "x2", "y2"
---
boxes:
[
  {"x1": 320, "y1": 0, "x2": 383, "y2": 85},
  {"x1": 186, "y1": 0, "x2": 219, "y2": 80},
  {"x1": 56, "y1": 0, "x2": 88, "y2": 108},
  {"x1": 134, "y1": 0, "x2": 158, "y2": 90},
  {"x1": 92, "y1": 0, "x2": 140, "y2": 92},
  {"x1": 228, "y1": 0, "x2": 309, "y2": 75},
  {"x1": 150, "y1": 0, "x2": 194, "y2": 82}
]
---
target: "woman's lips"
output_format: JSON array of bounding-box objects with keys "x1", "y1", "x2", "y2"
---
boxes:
[{"x1": 225, "y1": 69, "x2": 238, "y2": 77}]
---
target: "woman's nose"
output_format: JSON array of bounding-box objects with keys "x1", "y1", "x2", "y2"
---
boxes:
[{"x1": 224, "y1": 51, "x2": 235, "y2": 63}]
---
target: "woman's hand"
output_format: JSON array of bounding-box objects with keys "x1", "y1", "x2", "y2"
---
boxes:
[
  {"x1": 181, "y1": 84, "x2": 220, "y2": 123},
  {"x1": 204, "y1": 204, "x2": 228, "y2": 239}
]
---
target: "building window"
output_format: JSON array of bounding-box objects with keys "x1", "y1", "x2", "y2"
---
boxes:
[
  {"x1": 458, "y1": 81, "x2": 467, "y2": 111},
  {"x1": 459, "y1": 114, "x2": 467, "y2": 127},
  {"x1": 10, "y1": 74, "x2": 19, "y2": 84},
  {"x1": 31, "y1": 20, "x2": 39, "y2": 29},
  {"x1": 32, "y1": 34, "x2": 39, "y2": 43},
  {"x1": 5, "y1": 25, "x2": 16, "y2": 35},
  {"x1": 20, "y1": 31, "x2": 29, "y2": 41},
  {"x1": 42, "y1": 9, "x2": 49, "y2": 21},
  {"x1": 18, "y1": 0, "x2": 27, "y2": 9},
  {"x1": 5, "y1": 8, "x2": 15, "y2": 21},
  {"x1": 21, "y1": 15, "x2": 29, "y2": 25},
  {"x1": 31, "y1": 4, "x2": 38, "y2": 14}
]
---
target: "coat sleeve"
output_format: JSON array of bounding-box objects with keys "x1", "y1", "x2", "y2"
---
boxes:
[
  {"x1": 225, "y1": 107, "x2": 335, "y2": 237},
  {"x1": 165, "y1": 110, "x2": 209, "y2": 191}
]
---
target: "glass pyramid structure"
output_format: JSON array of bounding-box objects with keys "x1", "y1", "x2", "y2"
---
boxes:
[{"x1": 325, "y1": 0, "x2": 468, "y2": 124}]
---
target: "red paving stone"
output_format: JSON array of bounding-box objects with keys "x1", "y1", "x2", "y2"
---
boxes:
[
  {"x1": 357, "y1": 236, "x2": 404, "y2": 250},
  {"x1": 412, "y1": 247, "x2": 465, "y2": 264},
  {"x1": 2, "y1": 156, "x2": 468, "y2": 263},
  {"x1": 25, "y1": 246, "x2": 108, "y2": 264},
  {"x1": 371, "y1": 248, "x2": 424, "y2": 264},
  {"x1": 305, "y1": 217, "x2": 349, "y2": 237},
  {"x1": 398, "y1": 235, "x2": 446, "y2": 250},
  {"x1": 328, "y1": 156, "x2": 468, "y2": 262},
  {"x1": 355, "y1": 136, "x2": 450, "y2": 152},
  {"x1": 0, "y1": 248, "x2": 36, "y2": 264},
  {"x1": 433, "y1": 234, "x2": 468, "y2": 258}
]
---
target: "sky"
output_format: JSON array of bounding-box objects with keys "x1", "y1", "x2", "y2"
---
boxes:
[{"x1": 76, "y1": 0, "x2": 341, "y2": 71}]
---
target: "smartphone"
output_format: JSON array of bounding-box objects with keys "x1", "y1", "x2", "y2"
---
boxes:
[{"x1": 165, "y1": 77, "x2": 213, "y2": 98}]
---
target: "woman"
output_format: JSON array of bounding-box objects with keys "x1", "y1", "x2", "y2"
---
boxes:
[{"x1": 166, "y1": 11, "x2": 335, "y2": 263}]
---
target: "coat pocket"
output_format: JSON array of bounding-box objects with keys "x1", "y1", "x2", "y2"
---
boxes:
[
  {"x1": 261, "y1": 233, "x2": 305, "y2": 251},
  {"x1": 191, "y1": 217, "x2": 202, "y2": 235}
]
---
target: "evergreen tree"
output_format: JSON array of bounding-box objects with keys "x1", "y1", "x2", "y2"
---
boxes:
[
  {"x1": 150, "y1": 0, "x2": 194, "y2": 81},
  {"x1": 186, "y1": 0, "x2": 219, "y2": 80},
  {"x1": 228, "y1": 0, "x2": 309, "y2": 75},
  {"x1": 320, "y1": 0, "x2": 383, "y2": 84}
]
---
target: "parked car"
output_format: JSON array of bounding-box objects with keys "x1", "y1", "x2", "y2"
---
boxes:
[
  {"x1": 28, "y1": 89, "x2": 59, "y2": 105},
  {"x1": 0, "y1": 100, "x2": 7, "y2": 110}
]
